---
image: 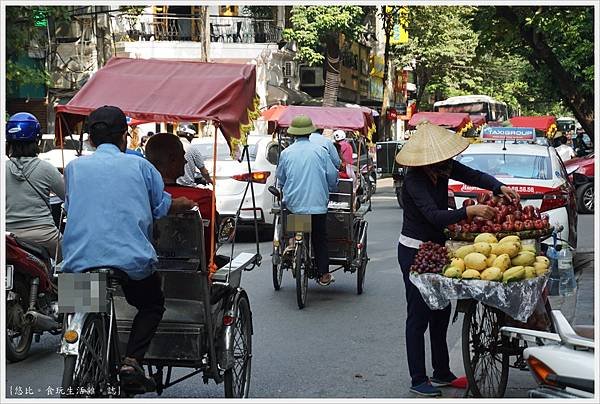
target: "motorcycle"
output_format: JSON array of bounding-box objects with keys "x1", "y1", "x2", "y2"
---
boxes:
[
  {"x1": 5, "y1": 233, "x2": 61, "y2": 362},
  {"x1": 392, "y1": 166, "x2": 406, "y2": 208},
  {"x1": 501, "y1": 309, "x2": 594, "y2": 398}
]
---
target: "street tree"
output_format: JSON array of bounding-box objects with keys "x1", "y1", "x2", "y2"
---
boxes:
[
  {"x1": 472, "y1": 6, "x2": 594, "y2": 138},
  {"x1": 378, "y1": 6, "x2": 401, "y2": 138},
  {"x1": 6, "y1": 6, "x2": 70, "y2": 93},
  {"x1": 390, "y1": 6, "x2": 478, "y2": 110},
  {"x1": 283, "y1": 6, "x2": 366, "y2": 107}
]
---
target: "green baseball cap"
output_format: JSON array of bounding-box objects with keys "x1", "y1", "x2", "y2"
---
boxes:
[{"x1": 287, "y1": 114, "x2": 317, "y2": 136}]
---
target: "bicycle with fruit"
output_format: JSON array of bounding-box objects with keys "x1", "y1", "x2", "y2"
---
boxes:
[{"x1": 410, "y1": 194, "x2": 563, "y2": 398}]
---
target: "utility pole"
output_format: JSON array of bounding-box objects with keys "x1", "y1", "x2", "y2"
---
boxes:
[{"x1": 380, "y1": 6, "x2": 398, "y2": 141}]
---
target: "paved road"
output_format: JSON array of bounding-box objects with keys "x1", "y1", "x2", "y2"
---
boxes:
[{"x1": 5, "y1": 180, "x2": 594, "y2": 399}]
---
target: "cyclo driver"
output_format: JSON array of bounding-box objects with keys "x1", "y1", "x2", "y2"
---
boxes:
[
  {"x1": 61, "y1": 106, "x2": 196, "y2": 394},
  {"x1": 276, "y1": 115, "x2": 339, "y2": 286}
]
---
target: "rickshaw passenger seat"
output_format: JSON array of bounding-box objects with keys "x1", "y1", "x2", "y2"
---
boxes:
[{"x1": 114, "y1": 211, "x2": 212, "y2": 362}]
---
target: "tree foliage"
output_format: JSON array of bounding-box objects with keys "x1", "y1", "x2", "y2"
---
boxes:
[
  {"x1": 472, "y1": 6, "x2": 594, "y2": 137},
  {"x1": 390, "y1": 6, "x2": 594, "y2": 138},
  {"x1": 391, "y1": 6, "x2": 478, "y2": 110},
  {"x1": 6, "y1": 6, "x2": 71, "y2": 91},
  {"x1": 283, "y1": 6, "x2": 366, "y2": 66}
]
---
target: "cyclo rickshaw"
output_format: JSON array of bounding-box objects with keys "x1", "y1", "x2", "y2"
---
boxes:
[
  {"x1": 263, "y1": 105, "x2": 375, "y2": 309},
  {"x1": 54, "y1": 57, "x2": 263, "y2": 398}
]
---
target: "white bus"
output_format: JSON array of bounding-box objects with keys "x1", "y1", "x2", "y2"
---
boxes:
[{"x1": 433, "y1": 95, "x2": 508, "y2": 123}]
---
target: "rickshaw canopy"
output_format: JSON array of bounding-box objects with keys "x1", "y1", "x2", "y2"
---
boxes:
[
  {"x1": 55, "y1": 57, "x2": 259, "y2": 156},
  {"x1": 509, "y1": 116, "x2": 556, "y2": 132},
  {"x1": 408, "y1": 111, "x2": 471, "y2": 129},
  {"x1": 271, "y1": 105, "x2": 374, "y2": 141}
]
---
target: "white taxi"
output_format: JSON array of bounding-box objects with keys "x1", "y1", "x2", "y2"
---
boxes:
[{"x1": 448, "y1": 127, "x2": 578, "y2": 248}]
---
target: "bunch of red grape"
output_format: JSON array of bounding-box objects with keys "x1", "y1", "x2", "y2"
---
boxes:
[{"x1": 410, "y1": 242, "x2": 450, "y2": 274}]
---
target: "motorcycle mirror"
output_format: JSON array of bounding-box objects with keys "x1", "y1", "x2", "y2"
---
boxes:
[
  {"x1": 268, "y1": 186, "x2": 281, "y2": 198},
  {"x1": 217, "y1": 217, "x2": 236, "y2": 244}
]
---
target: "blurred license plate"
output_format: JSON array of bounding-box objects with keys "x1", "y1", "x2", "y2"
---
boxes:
[{"x1": 6, "y1": 265, "x2": 14, "y2": 290}]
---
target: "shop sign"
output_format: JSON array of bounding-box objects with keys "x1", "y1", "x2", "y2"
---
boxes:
[
  {"x1": 369, "y1": 77, "x2": 383, "y2": 101},
  {"x1": 370, "y1": 55, "x2": 385, "y2": 79}
]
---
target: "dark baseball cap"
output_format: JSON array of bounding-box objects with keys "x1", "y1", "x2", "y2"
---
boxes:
[{"x1": 87, "y1": 105, "x2": 128, "y2": 136}]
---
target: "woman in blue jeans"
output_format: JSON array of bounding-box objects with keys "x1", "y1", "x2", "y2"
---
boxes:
[{"x1": 395, "y1": 122, "x2": 519, "y2": 397}]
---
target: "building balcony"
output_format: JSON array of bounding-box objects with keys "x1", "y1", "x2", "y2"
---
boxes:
[{"x1": 115, "y1": 15, "x2": 283, "y2": 44}]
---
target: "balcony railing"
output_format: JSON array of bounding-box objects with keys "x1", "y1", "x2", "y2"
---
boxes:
[
  {"x1": 209, "y1": 16, "x2": 283, "y2": 44},
  {"x1": 115, "y1": 14, "x2": 283, "y2": 44}
]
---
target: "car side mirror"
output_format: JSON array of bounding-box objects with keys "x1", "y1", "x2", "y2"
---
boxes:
[
  {"x1": 565, "y1": 165, "x2": 578, "y2": 176},
  {"x1": 217, "y1": 217, "x2": 236, "y2": 244}
]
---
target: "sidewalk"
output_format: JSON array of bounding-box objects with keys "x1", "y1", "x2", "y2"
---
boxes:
[{"x1": 445, "y1": 251, "x2": 595, "y2": 398}]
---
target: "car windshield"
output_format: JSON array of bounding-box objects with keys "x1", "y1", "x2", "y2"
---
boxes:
[
  {"x1": 193, "y1": 142, "x2": 258, "y2": 161},
  {"x1": 455, "y1": 153, "x2": 552, "y2": 180}
]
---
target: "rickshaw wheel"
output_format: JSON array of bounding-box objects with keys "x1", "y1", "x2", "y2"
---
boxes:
[
  {"x1": 61, "y1": 314, "x2": 119, "y2": 397},
  {"x1": 357, "y1": 233, "x2": 368, "y2": 295},
  {"x1": 272, "y1": 261, "x2": 284, "y2": 291},
  {"x1": 224, "y1": 295, "x2": 252, "y2": 398},
  {"x1": 462, "y1": 300, "x2": 509, "y2": 398},
  {"x1": 294, "y1": 243, "x2": 308, "y2": 309},
  {"x1": 272, "y1": 216, "x2": 284, "y2": 291}
]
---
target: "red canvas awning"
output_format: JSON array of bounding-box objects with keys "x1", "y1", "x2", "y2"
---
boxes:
[
  {"x1": 408, "y1": 112, "x2": 471, "y2": 129},
  {"x1": 274, "y1": 105, "x2": 372, "y2": 134},
  {"x1": 509, "y1": 116, "x2": 556, "y2": 132},
  {"x1": 469, "y1": 114, "x2": 486, "y2": 127},
  {"x1": 260, "y1": 105, "x2": 288, "y2": 122},
  {"x1": 55, "y1": 57, "x2": 258, "y2": 156}
]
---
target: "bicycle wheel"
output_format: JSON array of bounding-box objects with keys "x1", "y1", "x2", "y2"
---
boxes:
[
  {"x1": 272, "y1": 216, "x2": 283, "y2": 291},
  {"x1": 357, "y1": 232, "x2": 368, "y2": 295},
  {"x1": 224, "y1": 295, "x2": 253, "y2": 398},
  {"x1": 294, "y1": 243, "x2": 308, "y2": 309},
  {"x1": 6, "y1": 277, "x2": 33, "y2": 362},
  {"x1": 61, "y1": 314, "x2": 120, "y2": 397},
  {"x1": 462, "y1": 300, "x2": 509, "y2": 397}
]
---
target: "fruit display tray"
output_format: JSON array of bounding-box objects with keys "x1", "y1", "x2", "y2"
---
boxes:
[
  {"x1": 444, "y1": 226, "x2": 554, "y2": 242},
  {"x1": 409, "y1": 272, "x2": 549, "y2": 322}
]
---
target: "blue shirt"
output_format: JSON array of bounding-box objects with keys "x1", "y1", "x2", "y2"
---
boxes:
[
  {"x1": 276, "y1": 137, "x2": 338, "y2": 214},
  {"x1": 61, "y1": 144, "x2": 172, "y2": 280},
  {"x1": 309, "y1": 132, "x2": 341, "y2": 169}
]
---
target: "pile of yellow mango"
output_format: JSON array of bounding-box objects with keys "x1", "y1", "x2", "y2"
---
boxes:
[{"x1": 444, "y1": 233, "x2": 550, "y2": 282}]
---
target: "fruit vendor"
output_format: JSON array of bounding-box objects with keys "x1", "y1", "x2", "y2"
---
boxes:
[{"x1": 394, "y1": 121, "x2": 520, "y2": 397}]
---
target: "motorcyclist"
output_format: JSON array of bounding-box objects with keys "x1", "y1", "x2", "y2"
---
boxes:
[{"x1": 5, "y1": 112, "x2": 65, "y2": 262}]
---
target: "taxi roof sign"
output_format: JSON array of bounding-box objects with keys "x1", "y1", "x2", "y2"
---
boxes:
[{"x1": 481, "y1": 126, "x2": 536, "y2": 141}]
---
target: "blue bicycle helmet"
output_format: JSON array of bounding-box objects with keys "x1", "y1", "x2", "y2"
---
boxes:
[{"x1": 6, "y1": 112, "x2": 42, "y2": 142}]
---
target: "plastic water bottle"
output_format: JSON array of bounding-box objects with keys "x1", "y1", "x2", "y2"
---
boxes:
[
  {"x1": 546, "y1": 245, "x2": 560, "y2": 296},
  {"x1": 557, "y1": 244, "x2": 576, "y2": 296}
]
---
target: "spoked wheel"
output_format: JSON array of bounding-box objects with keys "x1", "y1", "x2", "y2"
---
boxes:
[
  {"x1": 294, "y1": 243, "x2": 309, "y2": 309},
  {"x1": 462, "y1": 300, "x2": 509, "y2": 398},
  {"x1": 61, "y1": 314, "x2": 120, "y2": 397},
  {"x1": 272, "y1": 216, "x2": 284, "y2": 291},
  {"x1": 357, "y1": 232, "x2": 368, "y2": 295},
  {"x1": 6, "y1": 277, "x2": 34, "y2": 362},
  {"x1": 224, "y1": 296, "x2": 253, "y2": 398}
]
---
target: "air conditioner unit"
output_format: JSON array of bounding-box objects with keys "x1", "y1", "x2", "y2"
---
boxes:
[
  {"x1": 283, "y1": 61, "x2": 296, "y2": 78},
  {"x1": 299, "y1": 66, "x2": 324, "y2": 87}
]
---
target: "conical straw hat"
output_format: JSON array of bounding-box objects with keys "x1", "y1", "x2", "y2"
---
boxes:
[{"x1": 395, "y1": 121, "x2": 470, "y2": 167}]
